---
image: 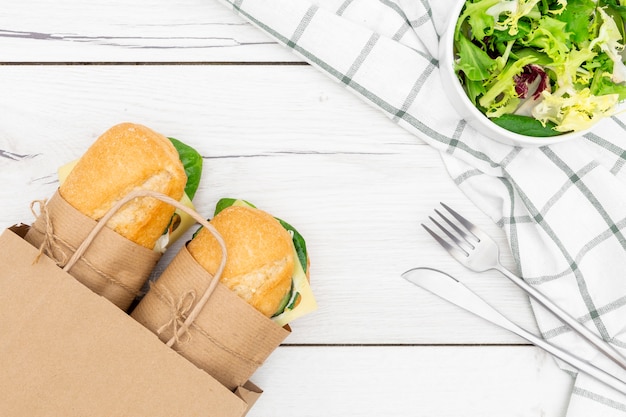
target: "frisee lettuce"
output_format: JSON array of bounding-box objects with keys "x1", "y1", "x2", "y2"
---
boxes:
[{"x1": 453, "y1": 0, "x2": 626, "y2": 136}]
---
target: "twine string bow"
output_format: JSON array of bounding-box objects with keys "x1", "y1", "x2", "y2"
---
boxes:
[
  {"x1": 156, "y1": 286, "x2": 197, "y2": 345},
  {"x1": 30, "y1": 199, "x2": 69, "y2": 267}
]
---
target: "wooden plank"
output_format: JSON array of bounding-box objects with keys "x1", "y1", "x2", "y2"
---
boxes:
[
  {"x1": 249, "y1": 345, "x2": 573, "y2": 417},
  {"x1": 0, "y1": 0, "x2": 297, "y2": 62},
  {"x1": 0, "y1": 65, "x2": 537, "y2": 344}
]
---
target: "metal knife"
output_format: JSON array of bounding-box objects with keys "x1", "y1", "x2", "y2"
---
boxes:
[{"x1": 402, "y1": 267, "x2": 626, "y2": 395}]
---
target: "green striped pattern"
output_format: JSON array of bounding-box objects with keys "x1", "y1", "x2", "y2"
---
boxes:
[{"x1": 219, "y1": 0, "x2": 626, "y2": 413}]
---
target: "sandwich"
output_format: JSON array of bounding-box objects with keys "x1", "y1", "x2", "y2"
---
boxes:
[
  {"x1": 57, "y1": 122, "x2": 203, "y2": 251},
  {"x1": 187, "y1": 198, "x2": 316, "y2": 326},
  {"x1": 24, "y1": 122, "x2": 203, "y2": 310},
  {"x1": 130, "y1": 197, "x2": 313, "y2": 389}
]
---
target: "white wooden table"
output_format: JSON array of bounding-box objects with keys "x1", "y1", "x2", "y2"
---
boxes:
[{"x1": 0, "y1": 1, "x2": 574, "y2": 415}]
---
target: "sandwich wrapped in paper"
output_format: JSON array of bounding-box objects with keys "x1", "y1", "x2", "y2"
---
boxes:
[
  {"x1": 131, "y1": 198, "x2": 317, "y2": 390},
  {"x1": 0, "y1": 192, "x2": 263, "y2": 416},
  {"x1": 24, "y1": 123, "x2": 203, "y2": 310}
]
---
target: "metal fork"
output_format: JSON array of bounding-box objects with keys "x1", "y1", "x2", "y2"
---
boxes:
[{"x1": 422, "y1": 202, "x2": 626, "y2": 372}]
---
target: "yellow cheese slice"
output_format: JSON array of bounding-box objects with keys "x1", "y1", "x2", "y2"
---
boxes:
[
  {"x1": 57, "y1": 159, "x2": 77, "y2": 184},
  {"x1": 272, "y1": 247, "x2": 317, "y2": 327},
  {"x1": 58, "y1": 159, "x2": 196, "y2": 251}
]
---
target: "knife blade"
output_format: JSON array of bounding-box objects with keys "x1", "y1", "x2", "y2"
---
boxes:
[
  {"x1": 401, "y1": 267, "x2": 626, "y2": 395},
  {"x1": 402, "y1": 267, "x2": 521, "y2": 334}
]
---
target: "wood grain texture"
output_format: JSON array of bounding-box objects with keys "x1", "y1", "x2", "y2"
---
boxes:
[
  {"x1": 249, "y1": 346, "x2": 573, "y2": 417},
  {"x1": 0, "y1": 0, "x2": 296, "y2": 62}
]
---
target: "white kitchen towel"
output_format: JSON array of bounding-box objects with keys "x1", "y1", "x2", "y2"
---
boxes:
[{"x1": 214, "y1": 0, "x2": 626, "y2": 414}]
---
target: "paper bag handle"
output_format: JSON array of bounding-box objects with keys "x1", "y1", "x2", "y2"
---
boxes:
[{"x1": 63, "y1": 189, "x2": 227, "y2": 348}]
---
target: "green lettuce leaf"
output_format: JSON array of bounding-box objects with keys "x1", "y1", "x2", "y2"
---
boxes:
[
  {"x1": 455, "y1": 33, "x2": 497, "y2": 81},
  {"x1": 168, "y1": 137, "x2": 203, "y2": 200}
]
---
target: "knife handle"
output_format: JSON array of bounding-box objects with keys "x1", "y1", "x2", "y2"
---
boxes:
[
  {"x1": 497, "y1": 264, "x2": 626, "y2": 372},
  {"x1": 446, "y1": 274, "x2": 626, "y2": 394}
]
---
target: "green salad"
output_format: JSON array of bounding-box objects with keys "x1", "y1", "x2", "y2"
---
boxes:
[{"x1": 454, "y1": 0, "x2": 626, "y2": 136}]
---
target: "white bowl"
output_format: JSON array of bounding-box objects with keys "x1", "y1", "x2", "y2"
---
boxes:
[{"x1": 438, "y1": 0, "x2": 593, "y2": 147}]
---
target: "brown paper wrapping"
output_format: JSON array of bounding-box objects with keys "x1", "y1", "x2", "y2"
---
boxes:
[
  {"x1": 131, "y1": 244, "x2": 291, "y2": 391},
  {"x1": 24, "y1": 191, "x2": 161, "y2": 310},
  {"x1": 0, "y1": 227, "x2": 259, "y2": 417}
]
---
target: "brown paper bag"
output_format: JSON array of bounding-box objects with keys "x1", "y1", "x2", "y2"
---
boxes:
[
  {"x1": 131, "y1": 244, "x2": 291, "y2": 391},
  {"x1": 24, "y1": 190, "x2": 161, "y2": 310},
  {"x1": 0, "y1": 226, "x2": 261, "y2": 417}
]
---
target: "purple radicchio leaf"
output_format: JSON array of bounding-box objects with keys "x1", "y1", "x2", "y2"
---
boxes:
[{"x1": 514, "y1": 64, "x2": 548, "y2": 99}]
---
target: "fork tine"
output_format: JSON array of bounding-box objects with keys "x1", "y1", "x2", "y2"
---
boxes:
[
  {"x1": 434, "y1": 209, "x2": 477, "y2": 246},
  {"x1": 429, "y1": 215, "x2": 471, "y2": 252},
  {"x1": 440, "y1": 202, "x2": 480, "y2": 240},
  {"x1": 421, "y1": 223, "x2": 469, "y2": 257}
]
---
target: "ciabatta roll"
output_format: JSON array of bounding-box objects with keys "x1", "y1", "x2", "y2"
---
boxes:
[
  {"x1": 188, "y1": 205, "x2": 295, "y2": 317},
  {"x1": 59, "y1": 123, "x2": 187, "y2": 249}
]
